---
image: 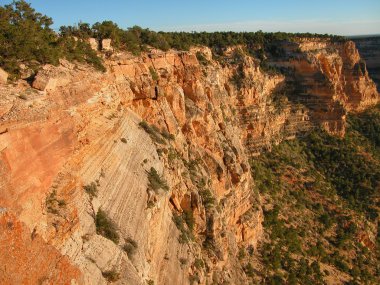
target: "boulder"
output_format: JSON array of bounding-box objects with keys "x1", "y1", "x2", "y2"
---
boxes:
[
  {"x1": 32, "y1": 72, "x2": 57, "y2": 91},
  {"x1": 101, "y1": 39, "x2": 113, "y2": 51},
  {"x1": 0, "y1": 67, "x2": 8, "y2": 84},
  {"x1": 19, "y1": 64, "x2": 34, "y2": 80},
  {"x1": 87, "y1": 38, "x2": 99, "y2": 51}
]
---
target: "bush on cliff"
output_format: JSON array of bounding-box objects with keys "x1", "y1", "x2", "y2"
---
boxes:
[
  {"x1": 123, "y1": 237, "x2": 138, "y2": 258},
  {"x1": 139, "y1": 121, "x2": 166, "y2": 144},
  {"x1": 95, "y1": 209, "x2": 120, "y2": 244},
  {"x1": 147, "y1": 167, "x2": 169, "y2": 192},
  {"x1": 102, "y1": 270, "x2": 120, "y2": 282},
  {"x1": 83, "y1": 182, "x2": 98, "y2": 198},
  {"x1": 172, "y1": 213, "x2": 194, "y2": 244}
]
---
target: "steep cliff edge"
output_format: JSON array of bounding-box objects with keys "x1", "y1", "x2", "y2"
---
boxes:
[{"x1": 0, "y1": 39, "x2": 378, "y2": 285}]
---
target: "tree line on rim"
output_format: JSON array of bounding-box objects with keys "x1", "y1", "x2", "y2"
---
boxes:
[{"x1": 0, "y1": 0, "x2": 346, "y2": 78}]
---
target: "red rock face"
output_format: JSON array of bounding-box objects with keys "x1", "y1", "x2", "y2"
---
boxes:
[
  {"x1": 0, "y1": 116, "x2": 76, "y2": 228},
  {"x1": 0, "y1": 212, "x2": 83, "y2": 285}
]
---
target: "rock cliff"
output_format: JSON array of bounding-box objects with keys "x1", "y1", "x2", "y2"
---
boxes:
[{"x1": 0, "y1": 38, "x2": 378, "y2": 285}]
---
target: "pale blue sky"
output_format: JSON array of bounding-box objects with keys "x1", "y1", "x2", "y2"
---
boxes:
[{"x1": 2, "y1": 0, "x2": 380, "y2": 35}]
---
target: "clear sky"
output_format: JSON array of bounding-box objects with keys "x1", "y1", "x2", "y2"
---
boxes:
[{"x1": 2, "y1": 0, "x2": 380, "y2": 35}]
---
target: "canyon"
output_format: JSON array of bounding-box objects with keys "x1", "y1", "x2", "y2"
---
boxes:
[
  {"x1": 353, "y1": 35, "x2": 380, "y2": 91},
  {"x1": 0, "y1": 37, "x2": 379, "y2": 285}
]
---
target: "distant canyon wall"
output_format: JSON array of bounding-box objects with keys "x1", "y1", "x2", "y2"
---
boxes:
[{"x1": 353, "y1": 36, "x2": 380, "y2": 92}]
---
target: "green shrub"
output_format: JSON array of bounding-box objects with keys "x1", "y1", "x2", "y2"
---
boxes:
[
  {"x1": 83, "y1": 182, "x2": 98, "y2": 198},
  {"x1": 102, "y1": 270, "x2": 120, "y2": 282},
  {"x1": 179, "y1": 258, "x2": 187, "y2": 265},
  {"x1": 260, "y1": 61, "x2": 282, "y2": 75},
  {"x1": 19, "y1": 94, "x2": 28, "y2": 100},
  {"x1": 95, "y1": 209, "x2": 119, "y2": 244},
  {"x1": 147, "y1": 167, "x2": 169, "y2": 192},
  {"x1": 123, "y1": 238, "x2": 138, "y2": 258},
  {"x1": 230, "y1": 64, "x2": 245, "y2": 89},
  {"x1": 199, "y1": 189, "x2": 215, "y2": 209},
  {"x1": 46, "y1": 190, "x2": 65, "y2": 214},
  {"x1": 168, "y1": 148, "x2": 180, "y2": 164},
  {"x1": 244, "y1": 262, "x2": 255, "y2": 278},
  {"x1": 194, "y1": 258, "x2": 204, "y2": 269},
  {"x1": 161, "y1": 129, "x2": 175, "y2": 140},
  {"x1": 173, "y1": 213, "x2": 193, "y2": 244},
  {"x1": 319, "y1": 213, "x2": 334, "y2": 229},
  {"x1": 238, "y1": 247, "x2": 246, "y2": 260},
  {"x1": 149, "y1": 66, "x2": 159, "y2": 81},
  {"x1": 58, "y1": 36, "x2": 106, "y2": 72},
  {"x1": 189, "y1": 274, "x2": 200, "y2": 285},
  {"x1": 196, "y1": 52, "x2": 209, "y2": 65},
  {"x1": 182, "y1": 210, "x2": 195, "y2": 232},
  {"x1": 139, "y1": 121, "x2": 166, "y2": 144}
]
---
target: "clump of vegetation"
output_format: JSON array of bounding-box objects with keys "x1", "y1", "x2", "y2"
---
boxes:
[
  {"x1": 244, "y1": 262, "x2": 255, "y2": 278},
  {"x1": 179, "y1": 257, "x2": 188, "y2": 266},
  {"x1": 138, "y1": 121, "x2": 166, "y2": 144},
  {"x1": 18, "y1": 94, "x2": 28, "y2": 100},
  {"x1": 173, "y1": 213, "x2": 193, "y2": 244},
  {"x1": 168, "y1": 148, "x2": 180, "y2": 165},
  {"x1": 83, "y1": 182, "x2": 98, "y2": 198},
  {"x1": 147, "y1": 167, "x2": 169, "y2": 192},
  {"x1": 230, "y1": 64, "x2": 245, "y2": 89},
  {"x1": 46, "y1": 190, "x2": 66, "y2": 215},
  {"x1": 196, "y1": 51, "x2": 209, "y2": 65},
  {"x1": 193, "y1": 258, "x2": 204, "y2": 270},
  {"x1": 161, "y1": 129, "x2": 175, "y2": 140},
  {"x1": 238, "y1": 247, "x2": 246, "y2": 260},
  {"x1": 189, "y1": 274, "x2": 200, "y2": 285},
  {"x1": 149, "y1": 66, "x2": 159, "y2": 81},
  {"x1": 199, "y1": 189, "x2": 215, "y2": 210},
  {"x1": 102, "y1": 270, "x2": 120, "y2": 282},
  {"x1": 182, "y1": 210, "x2": 195, "y2": 232},
  {"x1": 250, "y1": 159, "x2": 281, "y2": 194},
  {"x1": 95, "y1": 209, "x2": 120, "y2": 244},
  {"x1": 123, "y1": 238, "x2": 138, "y2": 258},
  {"x1": 120, "y1": 137, "x2": 127, "y2": 143},
  {"x1": 58, "y1": 35, "x2": 106, "y2": 72}
]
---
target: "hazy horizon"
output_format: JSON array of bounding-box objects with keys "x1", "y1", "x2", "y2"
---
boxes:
[{"x1": 1, "y1": 0, "x2": 379, "y2": 36}]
